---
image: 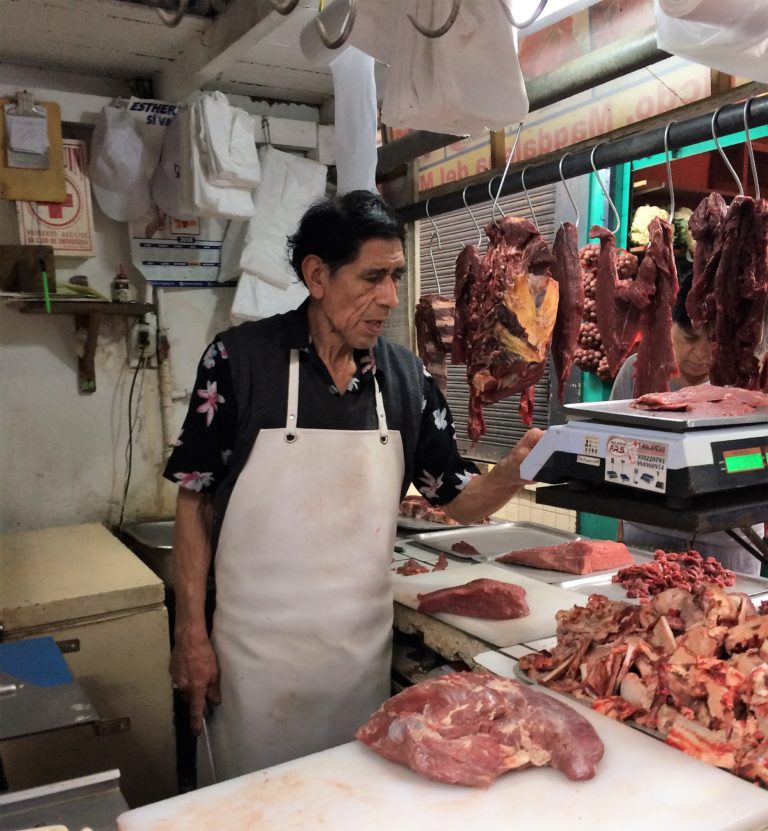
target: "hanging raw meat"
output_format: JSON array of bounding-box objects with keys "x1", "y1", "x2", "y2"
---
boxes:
[
  {"x1": 685, "y1": 192, "x2": 727, "y2": 328},
  {"x1": 573, "y1": 241, "x2": 637, "y2": 381},
  {"x1": 709, "y1": 196, "x2": 768, "y2": 389},
  {"x1": 415, "y1": 294, "x2": 454, "y2": 393},
  {"x1": 631, "y1": 217, "x2": 679, "y2": 396},
  {"x1": 452, "y1": 243, "x2": 483, "y2": 365},
  {"x1": 550, "y1": 221, "x2": 584, "y2": 400},
  {"x1": 453, "y1": 217, "x2": 559, "y2": 441}
]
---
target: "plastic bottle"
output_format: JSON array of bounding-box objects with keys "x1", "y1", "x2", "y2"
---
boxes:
[{"x1": 112, "y1": 265, "x2": 131, "y2": 303}]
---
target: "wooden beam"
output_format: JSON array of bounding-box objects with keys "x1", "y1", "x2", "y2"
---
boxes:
[
  {"x1": 156, "y1": 0, "x2": 287, "y2": 102},
  {"x1": 489, "y1": 130, "x2": 506, "y2": 170}
]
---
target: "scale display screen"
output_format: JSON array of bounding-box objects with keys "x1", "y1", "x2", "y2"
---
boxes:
[{"x1": 722, "y1": 447, "x2": 765, "y2": 473}]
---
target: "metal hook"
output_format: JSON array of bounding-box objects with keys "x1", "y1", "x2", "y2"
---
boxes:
[
  {"x1": 497, "y1": 0, "x2": 548, "y2": 29},
  {"x1": 425, "y1": 199, "x2": 443, "y2": 293},
  {"x1": 408, "y1": 0, "x2": 461, "y2": 37},
  {"x1": 744, "y1": 98, "x2": 761, "y2": 200},
  {"x1": 663, "y1": 121, "x2": 677, "y2": 220},
  {"x1": 558, "y1": 153, "x2": 580, "y2": 229},
  {"x1": 711, "y1": 106, "x2": 744, "y2": 197},
  {"x1": 316, "y1": 0, "x2": 357, "y2": 49},
  {"x1": 270, "y1": 0, "x2": 300, "y2": 14},
  {"x1": 462, "y1": 185, "x2": 483, "y2": 248},
  {"x1": 156, "y1": 0, "x2": 189, "y2": 27},
  {"x1": 491, "y1": 120, "x2": 524, "y2": 224},
  {"x1": 590, "y1": 144, "x2": 620, "y2": 235},
  {"x1": 489, "y1": 176, "x2": 505, "y2": 223},
  {"x1": 521, "y1": 166, "x2": 539, "y2": 227}
]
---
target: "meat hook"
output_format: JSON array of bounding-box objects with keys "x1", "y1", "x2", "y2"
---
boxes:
[
  {"x1": 462, "y1": 185, "x2": 483, "y2": 247},
  {"x1": 316, "y1": 0, "x2": 357, "y2": 49},
  {"x1": 743, "y1": 98, "x2": 761, "y2": 201},
  {"x1": 489, "y1": 176, "x2": 505, "y2": 223},
  {"x1": 521, "y1": 166, "x2": 539, "y2": 228},
  {"x1": 425, "y1": 198, "x2": 442, "y2": 294},
  {"x1": 558, "y1": 152, "x2": 580, "y2": 229},
  {"x1": 589, "y1": 143, "x2": 620, "y2": 236},
  {"x1": 155, "y1": 0, "x2": 189, "y2": 27},
  {"x1": 663, "y1": 121, "x2": 677, "y2": 220},
  {"x1": 270, "y1": 0, "x2": 300, "y2": 14},
  {"x1": 711, "y1": 106, "x2": 744, "y2": 197},
  {"x1": 491, "y1": 120, "x2": 524, "y2": 225},
  {"x1": 408, "y1": 0, "x2": 461, "y2": 38},
  {"x1": 497, "y1": 0, "x2": 549, "y2": 29}
]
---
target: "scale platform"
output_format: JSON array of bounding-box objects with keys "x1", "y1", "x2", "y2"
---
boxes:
[{"x1": 520, "y1": 400, "x2": 768, "y2": 508}]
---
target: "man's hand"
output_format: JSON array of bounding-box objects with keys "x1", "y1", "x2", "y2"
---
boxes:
[
  {"x1": 170, "y1": 635, "x2": 221, "y2": 735},
  {"x1": 498, "y1": 427, "x2": 544, "y2": 487}
]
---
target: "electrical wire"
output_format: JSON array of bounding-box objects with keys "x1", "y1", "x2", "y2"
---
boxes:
[{"x1": 118, "y1": 345, "x2": 147, "y2": 533}]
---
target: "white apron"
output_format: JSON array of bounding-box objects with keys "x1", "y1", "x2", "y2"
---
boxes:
[{"x1": 208, "y1": 349, "x2": 404, "y2": 780}]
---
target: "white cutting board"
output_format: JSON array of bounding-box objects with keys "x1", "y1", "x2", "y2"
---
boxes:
[
  {"x1": 117, "y1": 686, "x2": 768, "y2": 831},
  {"x1": 391, "y1": 562, "x2": 580, "y2": 647}
]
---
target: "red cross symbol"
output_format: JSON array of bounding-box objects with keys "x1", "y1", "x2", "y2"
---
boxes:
[{"x1": 40, "y1": 193, "x2": 74, "y2": 219}]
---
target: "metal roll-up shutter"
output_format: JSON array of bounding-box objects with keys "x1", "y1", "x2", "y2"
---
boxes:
[{"x1": 419, "y1": 184, "x2": 557, "y2": 462}]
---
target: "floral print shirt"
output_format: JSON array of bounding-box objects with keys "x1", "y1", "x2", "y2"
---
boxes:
[{"x1": 164, "y1": 333, "x2": 480, "y2": 507}]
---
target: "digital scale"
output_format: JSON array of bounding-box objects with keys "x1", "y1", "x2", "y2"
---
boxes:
[{"x1": 519, "y1": 400, "x2": 768, "y2": 543}]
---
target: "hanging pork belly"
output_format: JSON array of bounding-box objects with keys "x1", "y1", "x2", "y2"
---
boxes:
[
  {"x1": 550, "y1": 221, "x2": 584, "y2": 400},
  {"x1": 453, "y1": 217, "x2": 559, "y2": 441},
  {"x1": 415, "y1": 294, "x2": 454, "y2": 393}
]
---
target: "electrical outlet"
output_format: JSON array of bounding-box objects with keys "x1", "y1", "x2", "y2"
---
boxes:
[{"x1": 128, "y1": 321, "x2": 158, "y2": 368}]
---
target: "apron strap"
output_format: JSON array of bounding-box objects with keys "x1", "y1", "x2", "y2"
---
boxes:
[{"x1": 285, "y1": 349, "x2": 390, "y2": 444}]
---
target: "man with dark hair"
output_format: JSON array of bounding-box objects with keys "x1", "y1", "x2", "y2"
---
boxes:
[
  {"x1": 610, "y1": 271, "x2": 760, "y2": 575},
  {"x1": 164, "y1": 190, "x2": 541, "y2": 781}
]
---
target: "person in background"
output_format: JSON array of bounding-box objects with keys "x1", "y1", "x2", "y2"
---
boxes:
[
  {"x1": 610, "y1": 271, "x2": 761, "y2": 575},
  {"x1": 164, "y1": 190, "x2": 542, "y2": 782}
]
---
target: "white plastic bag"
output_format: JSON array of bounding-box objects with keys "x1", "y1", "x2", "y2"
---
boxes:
[
  {"x1": 239, "y1": 146, "x2": 327, "y2": 289},
  {"x1": 231, "y1": 273, "x2": 308, "y2": 322},
  {"x1": 655, "y1": 0, "x2": 768, "y2": 83}
]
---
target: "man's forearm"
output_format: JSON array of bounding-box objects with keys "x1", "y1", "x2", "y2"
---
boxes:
[
  {"x1": 442, "y1": 428, "x2": 543, "y2": 525},
  {"x1": 172, "y1": 488, "x2": 214, "y2": 641}
]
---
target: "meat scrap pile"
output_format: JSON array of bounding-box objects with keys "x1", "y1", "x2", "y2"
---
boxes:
[
  {"x1": 399, "y1": 495, "x2": 459, "y2": 526},
  {"x1": 356, "y1": 672, "x2": 604, "y2": 787},
  {"x1": 518, "y1": 585, "x2": 768, "y2": 784},
  {"x1": 495, "y1": 539, "x2": 634, "y2": 575},
  {"x1": 395, "y1": 553, "x2": 448, "y2": 576},
  {"x1": 631, "y1": 383, "x2": 768, "y2": 417},
  {"x1": 612, "y1": 549, "x2": 736, "y2": 599},
  {"x1": 417, "y1": 578, "x2": 529, "y2": 620},
  {"x1": 573, "y1": 242, "x2": 638, "y2": 381},
  {"x1": 453, "y1": 218, "x2": 559, "y2": 440},
  {"x1": 415, "y1": 294, "x2": 454, "y2": 393}
]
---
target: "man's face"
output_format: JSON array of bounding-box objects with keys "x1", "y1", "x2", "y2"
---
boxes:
[
  {"x1": 306, "y1": 237, "x2": 406, "y2": 350},
  {"x1": 671, "y1": 322, "x2": 713, "y2": 385}
]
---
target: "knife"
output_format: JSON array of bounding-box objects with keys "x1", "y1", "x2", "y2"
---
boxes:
[{"x1": 202, "y1": 705, "x2": 218, "y2": 785}]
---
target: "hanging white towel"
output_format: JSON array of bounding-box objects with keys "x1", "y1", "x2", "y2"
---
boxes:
[
  {"x1": 655, "y1": 0, "x2": 768, "y2": 83},
  {"x1": 331, "y1": 48, "x2": 378, "y2": 195},
  {"x1": 231, "y1": 273, "x2": 309, "y2": 322},
  {"x1": 239, "y1": 146, "x2": 327, "y2": 289},
  {"x1": 199, "y1": 92, "x2": 261, "y2": 188}
]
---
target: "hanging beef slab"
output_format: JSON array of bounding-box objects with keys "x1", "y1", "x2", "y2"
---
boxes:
[
  {"x1": 453, "y1": 218, "x2": 559, "y2": 441},
  {"x1": 551, "y1": 221, "x2": 584, "y2": 401},
  {"x1": 356, "y1": 672, "x2": 605, "y2": 788},
  {"x1": 415, "y1": 294, "x2": 454, "y2": 393},
  {"x1": 685, "y1": 192, "x2": 727, "y2": 329}
]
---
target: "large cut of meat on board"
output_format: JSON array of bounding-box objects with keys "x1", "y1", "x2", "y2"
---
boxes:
[
  {"x1": 685, "y1": 192, "x2": 728, "y2": 328},
  {"x1": 416, "y1": 577, "x2": 529, "y2": 619},
  {"x1": 630, "y1": 217, "x2": 679, "y2": 397},
  {"x1": 495, "y1": 539, "x2": 634, "y2": 575},
  {"x1": 453, "y1": 218, "x2": 559, "y2": 440},
  {"x1": 631, "y1": 383, "x2": 768, "y2": 416},
  {"x1": 415, "y1": 294, "x2": 454, "y2": 393},
  {"x1": 709, "y1": 196, "x2": 768, "y2": 389},
  {"x1": 551, "y1": 221, "x2": 585, "y2": 400},
  {"x1": 355, "y1": 672, "x2": 604, "y2": 787}
]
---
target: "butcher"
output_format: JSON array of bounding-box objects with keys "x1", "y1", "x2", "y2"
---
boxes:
[
  {"x1": 163, "y1": 190, "x2": 542, "y2": 781},
  {"x1": 610, "y1": 272, "x2": 760, "y2": 574}
]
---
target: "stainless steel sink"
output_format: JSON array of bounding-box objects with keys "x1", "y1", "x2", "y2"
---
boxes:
[{"x1": 121, "y1": 520, "x2": 175, "y2": 588}]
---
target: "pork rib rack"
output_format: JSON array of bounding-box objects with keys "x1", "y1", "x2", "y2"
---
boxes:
[
  {"x1": 453, "y1": 218, "x2": 559, "y2": 441},
  {"x1": 356, "y1": 672, "x2": 604, "y2": 787}
]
